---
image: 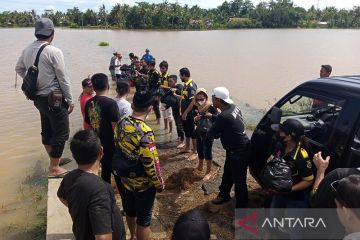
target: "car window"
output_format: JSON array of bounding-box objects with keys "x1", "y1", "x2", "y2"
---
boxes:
[
  {"x1": 279, "y1": 94, "x2": 344, "y2": 144},
  {"x1": 281, "y1": 95, "x2": 314, "y2": 116}
]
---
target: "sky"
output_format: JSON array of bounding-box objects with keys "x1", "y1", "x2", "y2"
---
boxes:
[{"x1": 0, "y1": 0, "x2": 359, "y2": 13}]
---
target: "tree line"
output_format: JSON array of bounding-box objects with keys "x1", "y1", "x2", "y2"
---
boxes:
[{"x1": 1, "y1": 0, "x2": 360, "y2": 29}]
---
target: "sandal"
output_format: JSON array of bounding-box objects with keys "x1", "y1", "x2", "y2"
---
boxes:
[{"x1": 48, "y1": 170, "x2": 69, "y2": 179}]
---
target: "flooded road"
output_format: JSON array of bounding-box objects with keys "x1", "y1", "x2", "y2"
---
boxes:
[{"x1": 0, "y1": 28, "x2": 360, "y2": 234}]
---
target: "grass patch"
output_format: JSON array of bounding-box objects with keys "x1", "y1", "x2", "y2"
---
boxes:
[{"x1": 98, "y1": 41, "x2": 109, "y2": 46}]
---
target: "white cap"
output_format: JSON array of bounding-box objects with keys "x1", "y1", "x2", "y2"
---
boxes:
[{"x1": 212, "y1": 87, "x2": 233, "y2": 104}]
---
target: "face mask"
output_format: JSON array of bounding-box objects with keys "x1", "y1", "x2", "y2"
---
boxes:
[
  {"x1": 276, "y1": 133, "x2": 287, "y2": 145},
  {"x1": 197, "y1": 100, "x2": 205, "y2": 106}
]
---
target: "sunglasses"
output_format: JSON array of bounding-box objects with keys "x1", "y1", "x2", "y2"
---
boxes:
[
  {"x1": 331, "y1": 180, "x2": 348, "y2": 207},
  {"x1": 196, "y1": 98, "x2": 205, "y2": 101}
]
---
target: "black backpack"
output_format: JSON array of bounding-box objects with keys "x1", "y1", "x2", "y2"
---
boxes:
[{"x1": 21, "y1": 43, "x2": 49, "y2": 100}]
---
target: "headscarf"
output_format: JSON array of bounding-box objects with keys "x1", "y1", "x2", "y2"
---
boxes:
[{"x1": 194, "y1": 88, "x2": 212, "y2": 113}]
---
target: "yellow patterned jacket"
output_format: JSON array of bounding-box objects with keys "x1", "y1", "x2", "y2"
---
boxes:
[{"x1": 113, "y1": 116, "x2": 165, "y2": 192}]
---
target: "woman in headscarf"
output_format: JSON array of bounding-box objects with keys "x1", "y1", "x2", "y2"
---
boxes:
[{"x1": 193, "y1": 88, "x2": 218, "y2": 181}]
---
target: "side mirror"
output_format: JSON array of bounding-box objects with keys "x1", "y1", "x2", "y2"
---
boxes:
[{"x1": 268, "y1": 106, "x2": 282, "y2": 124}]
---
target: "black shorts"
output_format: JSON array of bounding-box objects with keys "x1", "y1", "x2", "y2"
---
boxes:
[
  {"x1": 34, "y1": 96, "x2": 69, "y2": 158},
  {"x1": 182, "y1": 115, "x2": 196, "y2": 139},
  {"x1": 123, "y1": 187, "x2": 156, "y2": 227},
  {"x1": 196, "y1": 136, "x2": 214, "y2": 160}
]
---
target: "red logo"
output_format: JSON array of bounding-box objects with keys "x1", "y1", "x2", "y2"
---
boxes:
[{"x1": 236, "y1": 213, "x2": 258, "y2": 235}]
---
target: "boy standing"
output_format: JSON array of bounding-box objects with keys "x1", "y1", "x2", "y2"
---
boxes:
[
  {"x1": 168, "y1": 75, "x2": 185, "y2": 147},
  {"x1": 79, "y1": 78, "x2": 94, "y2": 129},
  {"x1": 58, "y1": 130, "x2": 126, "y2": 240},
  {"x1": 85, "y1": 73, "x2": 120, "y2": 183},
  {"x1": 147, "y1": 60, "x2": 161, "y2": 124},
  {"x1": 114, "y1": 81, "x2": 132, "y2": 119},
  {"x1": 159, "y1": 61, "x2": 173, "y2": 133}
]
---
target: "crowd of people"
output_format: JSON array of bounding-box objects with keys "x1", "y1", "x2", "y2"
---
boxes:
[{"x1": 14, "y1": 17, "x2": 360, "y2": 240}]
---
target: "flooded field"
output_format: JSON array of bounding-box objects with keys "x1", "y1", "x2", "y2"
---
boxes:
[{"x1": 0, "y1": 28, "x2": 360, "y2": 237}]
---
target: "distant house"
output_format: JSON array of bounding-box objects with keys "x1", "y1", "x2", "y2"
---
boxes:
[
  {"x1": 310, "y1": 20, "x2": 328, "y2": 28},
  {"x1": 318, "y1": 21, "x2": 328, "y2": 26},
  {"x1": 189, "y1": 19, "x2": 203, "y2": 25},
  {"x1": 205, "y1": 20, "x2": 213, "y2": 28}
]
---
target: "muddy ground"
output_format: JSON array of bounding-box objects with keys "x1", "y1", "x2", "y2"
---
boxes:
[{"x1": 113, "y1": 117, "x2": 267, "y2": 240}]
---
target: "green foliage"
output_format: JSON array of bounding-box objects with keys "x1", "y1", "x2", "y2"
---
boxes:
[
  {"x1": 0, "y1": 1, "x2": 360, "y2": 29},
  {"x1": 98, "y1": 41, "x2": 109, "y2": 46}
]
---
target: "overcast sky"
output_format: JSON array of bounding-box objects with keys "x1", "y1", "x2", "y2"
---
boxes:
[{"x1": 1, "y1": 0, "x2": 359, "y2": 12}]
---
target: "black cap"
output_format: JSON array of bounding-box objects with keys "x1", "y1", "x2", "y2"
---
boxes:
[
  {"x1": 172, "y1": 210, "x2": 210, "y2": 240},
  {"x1": 321, "y1": 64, "x2": 332, "y2": 73},
  {"x1": 271, "y1": 118, "x2": 304, "y2": 138},
  {"x1": 133, "y1": 91, "x2": 152, "y2": 109}
]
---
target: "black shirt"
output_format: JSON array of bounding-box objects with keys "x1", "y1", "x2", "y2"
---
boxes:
[
  {"x1": 273, "y1": 143, "x2": 314, "y2": 184},
  {"x1": 57, "y1": 169, "x2": 126, "y2": 240},
  {"x1": 310, "y1": 168, "x2": 360, "y2": 208},
  {"x1": 209, "y1": 104, "x2": 249, "y2": 151},
  {"x1": 85, "y1": 96, "x2": 120, "y2": 152},
  {"x1": 175, "y1": 83, "x2": 183, "y2": 95},
  {"x1": 139, "y1": 66, "x2": 149, "y2": 75},
  {"x1": 180, "y1": 79, "x2": 197, "y2": 114},
  {"x1": 310, "y1": 168, "x2": 360, "y2": 239},
  {"x1": 147, "y1": 69, "x2": 161, "y2": 92}
]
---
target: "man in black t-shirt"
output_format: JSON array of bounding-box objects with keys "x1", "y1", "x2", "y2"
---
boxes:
[
  {"x1": 147, "y1": 60, "x2": 161, "y2": 124},
  {"x1": 168, "y1": 75, "x2": 185, "y2": 146},
  {"x1": 179, "y1": 68, "x2": 198, "y2": 159},
  {"x1": 85, "y1": 73, "x2": 120, "y2": 183},
  {"x1": 209, "y1": 87, "x2": 250, "y2": 208},
  {"x1": 57, "y1": 130, "x2": 125, "y2": 240},
  {"x1": 310, "y1": 152, "x2": 360, "y2": 238}
]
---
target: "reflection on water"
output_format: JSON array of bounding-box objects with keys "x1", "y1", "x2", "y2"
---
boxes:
[{"x1": 0, "y1": 28, "x2": 360, "y2": 233}]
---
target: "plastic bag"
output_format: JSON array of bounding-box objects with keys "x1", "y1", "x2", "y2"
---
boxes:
[
  {"x1": 195, "y1": 117, "x2": 213, "y2": 139},
  {"x1": 160, "y1": 90, "x2": 178, "y2": 107},
  {"x1": 261, "y1": 157, "x2": 293, "y2": 193}
]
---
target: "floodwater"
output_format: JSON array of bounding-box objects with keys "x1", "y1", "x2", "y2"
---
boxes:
[{"x1": 0, "y1": 28, "x2": 360, "y2": 234}]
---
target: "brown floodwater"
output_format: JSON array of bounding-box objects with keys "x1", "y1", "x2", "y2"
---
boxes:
[{"x1": 0, "y1": 28, "x2": 360, "y2": 234}]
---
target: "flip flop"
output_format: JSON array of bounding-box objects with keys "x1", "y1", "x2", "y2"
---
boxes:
[
  {"x1": 48, "y1": 171, "x2": 69, "y2": 179},
  {"x1": 59, "y1": 158, "x2": 72, "y2": 166}
]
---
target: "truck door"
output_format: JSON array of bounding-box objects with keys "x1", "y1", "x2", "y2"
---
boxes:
[
  {"x1": 345, "y1": 123, "x2": 360, "y2": 168},
  {"x1": 250, "y1": 91, "x2": 345, "y2": 185}
]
